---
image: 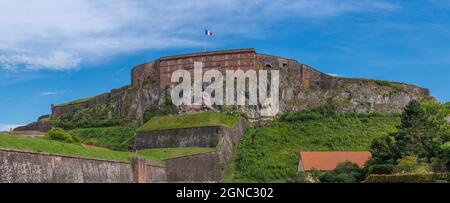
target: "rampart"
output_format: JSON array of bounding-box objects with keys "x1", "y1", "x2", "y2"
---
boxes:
[
  {"x1": 38, "y1": 48, "x2": 431, "y2": 128},
  {"x1": 134, "y1": 117, "x2": 247, "y2": 182},
  {"x1": 0, "y1": 148, "x2": 227, "y2": 183}
]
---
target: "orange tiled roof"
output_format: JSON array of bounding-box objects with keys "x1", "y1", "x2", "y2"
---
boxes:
[{"x1": 299, "y1": 152, "x2": 372, "y2": 171}]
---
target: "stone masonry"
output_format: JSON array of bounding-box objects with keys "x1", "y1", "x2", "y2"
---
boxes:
[{"x1": 43, "y1": 48, "x2": 430, "y2": 126}]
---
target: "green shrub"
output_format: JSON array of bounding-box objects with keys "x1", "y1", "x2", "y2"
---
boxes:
[
  {"x1": 44, "y1": 128, "x2": 80, "y2": 144},
  {"x1": 441, "y1": 142, "x2": 450, "y2": 159},
  {"x1": 280, "y1": 105, "x2": 336, "y2": 122},
  {"x1": 70, "y1": 126, "x2": 136, "y2": 151},
  {"x1": 286, "y1": 172, "x2": 310, "y2": 183},
  {"x1": 366, "y1": 164, "x2": 396, "y2": 175},
  {"x1": 333, "y1": 173, "x2": 358, "y2": 183},
  {"x1": 365, "y1": 173, "x2": 449, "y2": 183},
  {"x1": 319, "y1": 161, "x2": 364, "y2": 183},
  {"x1": 396, "y1": 156, "x2": 418, "y2": 173},
  {"x1": 319, "y1": 173, "x2": 338, "y2": 183},
  {"x1": 431, "y1": 157, "x2": 448, "y2": 172},
  {"x1": 415, "y1": 163, "x2": 432, "y2": 174},
  {"x1": 395, "y1": 156, "x2": 432, "y2": 174}
]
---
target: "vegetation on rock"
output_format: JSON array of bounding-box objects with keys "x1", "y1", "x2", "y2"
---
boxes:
[
  {"x1": 143, "y1": 96, "x2": 178, "y2": 123},
  {"x1": 56, "y1": 104, "x2": 132, "y2": 130}
]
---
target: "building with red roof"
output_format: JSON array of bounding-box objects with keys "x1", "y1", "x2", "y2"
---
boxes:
[{"x1": 298, "y1": 152, "x2": 372, "y2": 171}]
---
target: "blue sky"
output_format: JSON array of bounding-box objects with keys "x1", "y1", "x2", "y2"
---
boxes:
[{"x1": 1, "y1": 0, "x2": 450, "y2": 129}]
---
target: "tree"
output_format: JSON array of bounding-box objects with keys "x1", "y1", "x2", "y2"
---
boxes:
[
  {"x1": 394, "y1": 100, "x2": 430, "y2": 159},
  {"x1": 369, "y1": 135, "x2": 397, "y2": 164},
  {"x1": 389, "y1": 100, "x2": 448, "y2": 161},
  {"x1": 367, "y1": 100, "x2": 450, "y2": 175}
]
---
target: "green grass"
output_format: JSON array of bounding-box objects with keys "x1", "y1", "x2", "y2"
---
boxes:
[
  {"x1": 139, "y1": 147, "x2": 216, "y2": 161},
  {"x1": 70, "y1": 126, "x2": 136, "y2": 151},
  {"x1": 137, "y1": 112, "x2": 240, "y2": 132},
  {"x1": 0, "y1": 133, "x2": 215, "y2": 163},
  {"x1": 56, "y1": 93, "x2": 108, "y2": 107},
  {"x1": 56, "y1": 97, "x2": 93, "y2": 106},
  {"x1": 0, "y1": 133, "x2": 135, "y2": 162},
  {"x1": 231, "y1": 112, "x2": 400, "y2": 183}
]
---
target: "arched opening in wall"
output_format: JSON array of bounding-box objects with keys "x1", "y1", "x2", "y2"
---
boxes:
[
  {"x1": 265, "y1": 64, "x2": 272, "y2": 69},
  {"x1": 282, "y1": 63, "x2": 288, "y2": 68}
]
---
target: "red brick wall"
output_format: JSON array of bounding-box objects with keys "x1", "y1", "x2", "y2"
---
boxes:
[{"x1": 158, "y1": 49, "x2": 256, "y2": 87}]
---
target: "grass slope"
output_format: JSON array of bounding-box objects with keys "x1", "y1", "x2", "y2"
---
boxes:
[
  {"x1": 139, "y1": 148, "x2": 216, "y2": 160},
  {"x1": 70, "y1": 126, "x2": 135, "y2": 151},
  {"x1": 56, "y1": 97, "x2": 93, "y2": 106},
  {"x1": 55, "y1": 93, "x2": 108, "y2": 107},
  {"x1": 137, "y1": 112, "x2": 239, "y2": 132},
  {"x1": 0, "y1": 133, "x2": 214, "y2": 163},
  {"x1": 231, "y1": 112, "x2": 400, "y2": 182}
]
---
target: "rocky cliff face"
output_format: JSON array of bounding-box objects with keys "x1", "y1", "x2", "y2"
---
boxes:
[
  {"x1": 280, "y1": 69, "x2": 428, "y2": 115},
  {"x1": 14, "y1": 115, "x2": 53, "y2": 132},
  {"x1": 41, "y1": 49, "x2": 430, "y2": 128}
]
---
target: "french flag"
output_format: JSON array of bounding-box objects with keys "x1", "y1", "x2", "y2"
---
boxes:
[{"x1": 205, "y1": 29, "x2": 213, "y2": 36}]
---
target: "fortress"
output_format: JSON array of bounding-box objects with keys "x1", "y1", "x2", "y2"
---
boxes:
[
  {"x1": 19, "y1": 48, "x2": 429, "y2": 131},
  {"x1": 6, "y1": 48, "x2": 434, "y2": 183}
]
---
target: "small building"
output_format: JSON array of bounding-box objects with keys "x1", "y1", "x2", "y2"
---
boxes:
[{"x1": 298, "y1": 151, "x2": 372, "y2": 172}]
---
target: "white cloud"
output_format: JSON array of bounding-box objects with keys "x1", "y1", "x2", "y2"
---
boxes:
[
  {"x1": 0, "y1": 0, "x2": 398, "y2": 71},
  {"x1": 0, "y1": 52, "x2": 80, "y2": 70},
  {"x1": 327, "y1": 73, "x2": 339, "y2": 77},
  {"x1": 0, "y1": 124, "x2": 23, "y2": 132},
  {"x1": 40, "y1": 90, "x2": 67, "y2": 96}
]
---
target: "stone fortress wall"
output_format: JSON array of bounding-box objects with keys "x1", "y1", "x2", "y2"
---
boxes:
[
  {"x1": 0, "y1": 148, "x2": 162, "y2": 183},
  {"x1": 48, "y1": 48, "x2": 430, "y2": 125},
  {"x1": 0, "y1": 148, "x2": 226, "y2": 183}
]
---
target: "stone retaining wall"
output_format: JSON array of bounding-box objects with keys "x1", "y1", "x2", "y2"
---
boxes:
[
  {"x1": 0, "y1": 147, "x2": 234, "y2": 183},
  {"x1": 134, "y1": 126, "x2": 222, "y2": 149},
  {"x1": 165, "y1": 152, "x2": 222, "y2": 182},
  {"x1": 133, "y1": 117, "x2": 247, "y2": 150},
  {"x1": 134, "y1": 118, "x2": 247, "y2": 182},
  {"x1": 0, "y1": 149, "x2": 166, "y2": 183}
]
